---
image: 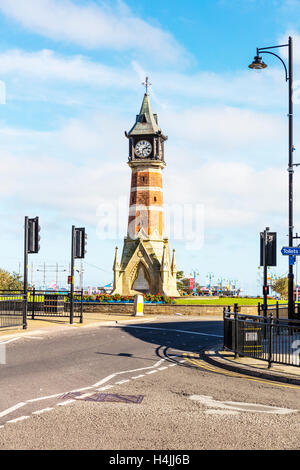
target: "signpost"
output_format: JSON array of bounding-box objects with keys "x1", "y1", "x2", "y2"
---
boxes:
[
  {"x1": 24, "y1": 217, "x2": 41, "y2": 329},
  {"x1": 70, "y1": 226, "x2": 87, "y2": 324},
  {"x1": 281, "y1": 247, "x2": 300, "y2": 256}
]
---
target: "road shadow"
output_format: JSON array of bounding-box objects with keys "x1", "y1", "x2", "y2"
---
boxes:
[{"x1": 119, "y1": 319, "x2": 223, "y2": 362}]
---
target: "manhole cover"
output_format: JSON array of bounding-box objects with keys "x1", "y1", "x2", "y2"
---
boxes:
[{"x1": 83, "y1": 393, "x2": 144, "y2": 404}]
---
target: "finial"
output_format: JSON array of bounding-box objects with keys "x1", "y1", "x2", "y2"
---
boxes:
[{"x1": 142, "y1": 76, "x2": 151, "y2": 94}]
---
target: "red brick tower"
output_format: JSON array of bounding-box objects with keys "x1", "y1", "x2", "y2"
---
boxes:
[{"x1": 112, "y1": 82, "x2": 179, "y2": 296}]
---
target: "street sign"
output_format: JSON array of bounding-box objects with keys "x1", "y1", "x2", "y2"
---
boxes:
[
  {"x1": 281, "y1": 247, "x2": 300, "y2": 256},
  {"x1": 289, "y1": 255, "x2": 296, "y2": 265}
]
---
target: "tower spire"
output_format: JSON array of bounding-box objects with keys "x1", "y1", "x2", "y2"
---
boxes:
[
  {"x1": 127, "y1": 91, "x2": 160, "y2": 136},
  {"x1": 171, "y1": 249, "x2": 177, "y2": 276},
  {"x1": 113, "y1": 246, "x2": 120, "y2": 271}
]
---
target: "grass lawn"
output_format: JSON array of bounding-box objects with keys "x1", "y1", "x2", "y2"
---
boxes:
[{"x1": 175, "y1": 297, "x2": 285, "y2": 306}]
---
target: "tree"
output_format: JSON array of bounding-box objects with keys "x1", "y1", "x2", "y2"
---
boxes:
[
  {"x1": 0, "y1": 269, "x2": 23, "y2": 291},
  {"x1": 176, "y1": 271, "x2": 185, "y2": 292},
  {"x1": 272, "y1": 277, "x2": 288, "y2": 299}
]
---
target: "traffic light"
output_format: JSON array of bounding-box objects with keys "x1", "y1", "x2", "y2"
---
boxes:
[
  {"x1": 263, "y1": 286, "x2": 269, "y2": 295},
  {"x1": 74, "y1": 228, "x2": 87, "y2": 259},
  {"x1": 28, "y1": 217, "x2": 40, "y2": 254},
  {"x1": 260, "y1": 232, "x2": 277, "y2": 267}
]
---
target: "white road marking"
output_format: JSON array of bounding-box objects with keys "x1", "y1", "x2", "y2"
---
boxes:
[
  {"x1": 57, "y1": 400, "x2": 76, "y2": 406},
  {"x1": 32, "y1": 408, "x2": 54, "y2": 415},
  {"x1": 93, "y1": 374, "x2": 116, "y2": 388},
  {"x1": 123, "y1": 325, "x2": 223, "y2": 338},
  {"x1": 24, "y1": 336, "x2": 43, "y2": 340},
  {"x1": 92, "y1": 358, "x2": 166, "y2": 387},
  {"x1": 146, "y1": 370, "x2": 158, "y2": 374},
  {"x1": 189, "y1": 395, "x2": 298, "y2": 415},
  {"x1": 158, "y1": 367, "x2": 168, "y2": 371},
  {"x1": 115, "y1": 379, "x2": 130, "y2": 385},
  {"x1": 7, "y1": 416, "x2": 30, "y2": 423},
  {"x1": 0, "y1": 403, "x2": 26, "y2": 418},
  {"x1": 0, "y1": 326, "x2": 196, "y2": 424},
  {"x1": 97, "y1": 385, "x2": 114, "y2": 391},
  {"x1": 205, "y1": 410, "x2": 239, "y2": 416},
  {"x1": 70, "y1": 386, "x2": 92, "y2": 392},
  {"x1": 0, "y1": 335, "x2": 43, "y2": 345},
  {"x1": 78, "y1": 392, "x2": 93, "y2": 399},
  {"x1": 0, "y1": 337, "x2": 21, "y2": 345},
  {"x1": 27, "y1": 393, "x2": 62, "y2": 403},
  {"x1": 0, "y1": 358, "x2": 167, "y2": 422}
]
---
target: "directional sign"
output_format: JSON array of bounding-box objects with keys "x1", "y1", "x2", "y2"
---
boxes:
[
  {"x1": 289, "y1": 255, "x2": 296, "y2": 266},
  {"x1": 281, "y1": 247, "x2": 300, "y2": 256}
]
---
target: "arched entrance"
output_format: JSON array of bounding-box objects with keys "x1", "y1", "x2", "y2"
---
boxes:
[{"x1": 132, "y1": 263, "x2": 151, "y2": 294}]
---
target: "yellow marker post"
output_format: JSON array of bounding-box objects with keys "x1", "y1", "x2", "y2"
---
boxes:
[{"x1": 134, "y1": 294, "x2": 144, "y2": 316}]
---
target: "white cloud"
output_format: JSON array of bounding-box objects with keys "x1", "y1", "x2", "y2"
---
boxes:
[
  {"x1": 162, "y1": 106, "x2": 285, "y2": 152},
  {"x1": 0, "y1": 49, "x2": 133, "y2": 88},
  {"x1": 0, "y1": 112, "x2": 293, "y2": 234},
  {"x1": 0, "y1": 48, "x2": 291, "y2": 112},
  {"x1": 0, "y1": 0, "x2": 186, "y2": 64}
]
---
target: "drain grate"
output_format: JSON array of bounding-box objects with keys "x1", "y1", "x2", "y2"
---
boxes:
[{"x1": 83, "y1": 393, "x2": 144, "y2": 404}]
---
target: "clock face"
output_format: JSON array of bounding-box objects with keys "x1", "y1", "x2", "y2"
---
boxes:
[{"x1": 135, "y1": 140, "x2": 152, "y2": 158}]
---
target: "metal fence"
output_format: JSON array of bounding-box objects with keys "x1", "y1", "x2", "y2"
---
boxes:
[
  {"x1": 0, "y1": 293, "x2": 26, "y2": 329},
  {"x1": 29, "y1": 289, "x2": 83, "y2": 321},
  {"x1": 257, "y1": 301, "x2": 300, "y2": 319},
  {"x1": 0, "y1": 289, "x2": 83, "y2": 329},
  {"x1": 224, "y1": 306, "x2": 300, "y2": 368}
]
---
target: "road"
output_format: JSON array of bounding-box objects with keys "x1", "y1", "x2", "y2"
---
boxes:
[{"x1": 0, "y1": 316, "x2": 299, "y2": 450}]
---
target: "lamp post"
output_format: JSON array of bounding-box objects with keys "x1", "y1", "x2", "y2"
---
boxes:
[{"x1": 249, "y1": 36, "x2": 295, "y2": 319}]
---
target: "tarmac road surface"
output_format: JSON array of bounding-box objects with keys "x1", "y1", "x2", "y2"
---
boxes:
[{"x1": 0, "y1": 316, "x2": 299, "y2": 450}]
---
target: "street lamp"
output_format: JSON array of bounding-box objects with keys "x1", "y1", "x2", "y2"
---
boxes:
[{"x1": 249, "y1": 37, "x2": 295, "y2": 319}]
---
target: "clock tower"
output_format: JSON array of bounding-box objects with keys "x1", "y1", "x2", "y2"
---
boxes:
[{"x1": 112, "y1": 81, "x2": 179, "y2": 297}]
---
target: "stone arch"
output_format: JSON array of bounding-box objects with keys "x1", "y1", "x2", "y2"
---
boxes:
[{"x1": 130, "y1": 261, "x2": 152, "y2": 294}]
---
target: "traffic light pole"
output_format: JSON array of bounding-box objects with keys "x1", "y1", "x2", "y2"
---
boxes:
[
  {"x1": 23, "y1": 216, "x2": 28, "y2": 329},
  {"x1": 263, "y1": 227, "x2": 269, "y2": 317},
  {"x1": 70, "y1": 225, "x2": 75, "y2": 325},
  {"x1": 288, "y1": 36, "x2": 294, "y2": 319}
]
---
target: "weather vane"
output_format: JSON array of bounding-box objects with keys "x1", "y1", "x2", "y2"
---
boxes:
[{"x1": 142, "y1": 76, "x2": 151, "y2": 94}]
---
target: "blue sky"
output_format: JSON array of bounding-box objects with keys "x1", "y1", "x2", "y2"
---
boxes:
[{"x1": 0, "y1": 0, "x2": 300, "y2": 293}]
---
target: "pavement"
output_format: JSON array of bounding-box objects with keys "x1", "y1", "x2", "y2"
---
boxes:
[{"x1": 204, "y1": 347, "x2": 300, "y2": 386}]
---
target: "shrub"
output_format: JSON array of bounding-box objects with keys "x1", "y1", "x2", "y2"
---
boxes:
[{"x1": 83, "y1": 293, "x2": 175, "y2": 304}]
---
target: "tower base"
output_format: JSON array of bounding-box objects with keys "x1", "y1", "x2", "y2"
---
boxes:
[{"x1": 112, "y1": 237, "x2": 179, "y2": 297}]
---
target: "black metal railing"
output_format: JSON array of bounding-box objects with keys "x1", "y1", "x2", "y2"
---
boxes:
[
  {"x1": 224, "y1": 305, "x2": 300, "y2": 368},
  {"x1": 257, "y1": 301, "x2": 300, "y2": 319},
  {"x1": 0, "y1": 293, "x2": 26, "y2": 329},
  {"x1": 0, "y1": 289, "x2": 83, "y2": 329},
  {"x1": 29, "y1": 289, "x2": 83, "y2": 321}
]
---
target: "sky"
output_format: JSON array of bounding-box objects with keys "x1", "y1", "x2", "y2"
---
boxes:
[{"x1": 0, "y1": 0, "x2": 300, "y2": 293}]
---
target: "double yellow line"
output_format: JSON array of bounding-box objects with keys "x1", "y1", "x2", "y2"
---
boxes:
[{"x1": 183, "y1": 353, "x2": 300, "y2": 390}]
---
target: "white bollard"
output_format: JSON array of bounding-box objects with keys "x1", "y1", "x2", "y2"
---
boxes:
[{"x1": 134, "y1": 294, "x2": 144, "y2": 316}]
